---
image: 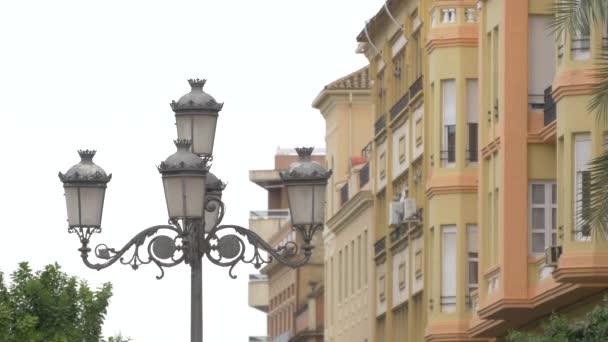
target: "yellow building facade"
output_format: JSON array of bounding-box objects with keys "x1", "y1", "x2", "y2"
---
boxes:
[{"x1": 310, "y1": 0, "x2": 608, "y2": 341}]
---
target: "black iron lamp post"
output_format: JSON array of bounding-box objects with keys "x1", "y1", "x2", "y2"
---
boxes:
[{"x1": 58, "y1": 79, "x2": 331, "y2": 342}]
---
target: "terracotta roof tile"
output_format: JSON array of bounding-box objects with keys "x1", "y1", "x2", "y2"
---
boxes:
[{"x1": 324, "y1": 66, "x2": 370, "y2": 90}]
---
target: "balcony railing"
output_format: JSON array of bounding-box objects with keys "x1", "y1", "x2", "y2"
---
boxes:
[
  {"x1": 544, "y1": 86, "x2": 556, "y2": 125},
  {"x1": 359, "y1": 162, "x2": 370, "y2": 188},
  {"x1": 249, "y1": 209, "x2": 290, "y2": 219},
  {"x1": 390, "y1": 91, "x2": 410, "y2": 120},
  {"x1": 390, "y1": 224, "x2": 408, "y2": 243},
  {"x1": 409, "y1": 75, "x2": 423, "y2": 98},
  {"x1": 440, "y1": 149, "x2": 456, "y2": 163},
  {"x1": 374, "y1": 236, "x2": 386, "y2": 256},
  {"x1": 375, "y1": 114, "x2": 387, "y2": 135},
  {"x1": 340, "y1": 183, "x2": 349, "y2": 207}
]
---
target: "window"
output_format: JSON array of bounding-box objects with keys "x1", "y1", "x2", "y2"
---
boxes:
[
  {"x1": 398, "y1": 262, "x2": 406, "y2": 289},
  {"x1": 528, "y1": 16, "x2": 556, "y2": 109},
  {"x1": 441, "y1": 225, "x2": 457, "y2": 312},
  {"x1": 364, "y1": 230, "x2": 368, "y2": 285},
  {"x1": 351, "y1": 240, "x2": 355, "y2": 295},
  {"x1": 529, "y1": 182, "x2": 557, "y2": 253},
  {"x1": 399, "y1": 135, "x2": 406, "y2": 163},
  {"x1": 339, "y1": 250, "x2": 343, "y2": 302},
  {"x1": 415, "y1": 249, "x2": 423, "y2": 278},
  {"x1": 574, "y1": 133, "x2": 591, "y2": 240},
  {"x1": 571, "y1": 29, "x2": 590, "y2": 60},
  {"x1": 379, "y1": 152, "x2": 386, "y2": 179},
  {"x1": 466, "y1": 79, "x2": 479, "y2": 163},
  {"x1": 466, "y1": 224, "x2": 478, "y2": 310},
  {"x1": 415, "y1": 117, "x2": 423, "y2": 146},
  {"x1": 429, "y1": 227, "x2": 434, "y2": 309},
  {"x1": 442, "y1": 80, "x2": 456, "y2": 166},
  {"x1": 379, "y1": 274, "x2": 386, "y2": 302},
  {"x1": 358, "y1": 235, "x2": 362, "y2": 290},
  {"x1": 345, "y1": 245, "x2": 349, "y2": 297}
]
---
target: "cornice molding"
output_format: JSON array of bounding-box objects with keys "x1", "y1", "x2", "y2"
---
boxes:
[{"x1": 326, "y1": 190, "x2": 374, "y2": 234}]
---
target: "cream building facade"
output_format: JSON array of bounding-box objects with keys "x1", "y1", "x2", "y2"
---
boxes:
[{"x1": 312, "y1": 67, "x2": 375, "y2": 342}]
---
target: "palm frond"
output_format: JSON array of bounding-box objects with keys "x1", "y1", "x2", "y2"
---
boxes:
[
  {"x1": 588, "y1": 42, "x2": 608, "y2": 126},
  {"x1": 550, "y1": 0, "x2": 608, "y2": 36},
  {"x1": 579, "y1": 150, "x2": 608, "y2": 236}
]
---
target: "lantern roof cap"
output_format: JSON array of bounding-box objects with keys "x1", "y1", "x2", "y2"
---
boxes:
[
  {"x1": 58, "y1": 150, "x2": 112, "y2": 184},
  {"x1": 206, "y1": 171, "x2": 226, "y2": 192},
  {"x1": 158, "y1": 140, "x2": 210, "y2": 174},
  {"x1": 280, "y1": 147, "x2": 331, "y2": 182},
  {"x1": 170, "y1": 78, "x2": 224, "y2": 113}
]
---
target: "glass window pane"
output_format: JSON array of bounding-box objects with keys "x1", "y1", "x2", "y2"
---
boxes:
[
  {"x1": 552, "y1": 208, "x2": 557, "y2": 230},
  {"x1": 533, "y1": 208, "x2": 545, "y2": 229},
  {"x1": 552, "y1": 184, "x2": 557, "y2": 204},
  {"x1": 533, "y1": 232, "x2": 545, "y2": 253},
  {"x1": 532, "y1": 184, "x2": 545, "y2": 204},
  {"x1": 552, "y1": 233, "x2": 557, "y2": 246},
  {"x1": 468, "y1": 261, "x2": 478, "y2": 285}
]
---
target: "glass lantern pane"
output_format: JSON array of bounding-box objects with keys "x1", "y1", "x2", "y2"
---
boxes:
[
  {"x1": 176, "y1": 115, "x2": 193, "y2": 143},
  {"x1": 79, "y1": 187, "x2": 106, "y2": 227},
  {"x1": 287, "y1": 184, "x2": 313, "y2": 226},
  {"x1": 64, "y1": 187, "x2": 81, "y2": 227},
  {"x1": 163, "y1": 176, "x2": 185, "y2": 219},
  {"x1": 313, "y1": 184, "x2": 326, "y2": 225},
  {"x1": 192, "y1": 115, "x2": 217, "y2": 156},
  {"x1": 184, "y1": 175, "x2": 206, "y2": 219}
]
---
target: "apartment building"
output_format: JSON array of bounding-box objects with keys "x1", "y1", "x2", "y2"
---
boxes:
[
  {"x1": 319, "y1": 0, "x2": 608, "y2": 341},
  {"x1": 248, "y1": 148, "x2": 326, "y2": 342},
  {"x1": 312, "y1": 66, "x2": 374, "y2": 342},
  {"x1": 469, "y1": 0, "x2": 608, "y2": 338}
]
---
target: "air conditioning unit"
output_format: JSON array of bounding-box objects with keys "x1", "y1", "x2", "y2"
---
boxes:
[
  {"x1": 389, "y1": 199, "x2": 404, "y2": 227},
  {"x1": 545, "y1": 245, "x2": 563, "y2": 267},
  {"x1": 402, "y1": 198, "x2": 417, "y2": 220}
]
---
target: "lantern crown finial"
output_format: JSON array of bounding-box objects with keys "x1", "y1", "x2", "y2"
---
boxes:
[
  {"x1": 78, "y1": 149, "x2": 97, "y2": 162},
  {"x1": 188, "y1": 78, "x2": 207, "y2": 90},
  {"x1": 174, "y1": 139, "x2": 192, "y2": 150},
  {"x1": 295, "y1": 147, "x2": 314, "y2": 161}
]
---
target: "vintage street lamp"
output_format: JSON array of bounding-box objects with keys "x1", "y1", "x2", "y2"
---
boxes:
[{"x1": 59, "y1": 79, "x2": 330, "y2": 342}]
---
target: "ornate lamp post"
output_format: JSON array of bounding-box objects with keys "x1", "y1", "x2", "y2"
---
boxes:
[{"x1": 58, "y1": 79, "x2": 330, "y2": 342}]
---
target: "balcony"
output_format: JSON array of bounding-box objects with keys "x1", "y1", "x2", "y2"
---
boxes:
[
  {"x1": 375, "y1": 236, "x2": 386, "y2": 256},
  {"x1": 544, "y1": 86, "x2": 556, "y2": 126},
  {"x1": 249, "y1": 209, "x2": 290, "y2": 241},
  {"x1": 390, "y1": 92, "x2": 410, "y2": 120},
  {"x1": 409, "y1": 75, "x2": 423, "y2": 99},
  {"x1": 440, "y1": 149, "x2": 456, "y2": 163},
  {"x1": 248, "y1": 274, "x2": 269, "y2": 312},
  {"x1": 375, "y1": 114, "x2": 387, "y2": 135}
]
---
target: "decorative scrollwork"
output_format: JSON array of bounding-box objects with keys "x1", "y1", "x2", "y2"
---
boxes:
[{"x1": 73, "y1": 225, "x2": 186, "y2": 280}]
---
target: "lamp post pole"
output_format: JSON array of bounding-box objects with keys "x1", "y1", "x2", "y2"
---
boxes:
[{"x1": 58, "y1": 79, "x2": 331, "y2": 342}]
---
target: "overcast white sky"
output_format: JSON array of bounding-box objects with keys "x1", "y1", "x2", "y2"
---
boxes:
[{"x1": 0, "y1": 1, "x2": 384, "y2": 340}]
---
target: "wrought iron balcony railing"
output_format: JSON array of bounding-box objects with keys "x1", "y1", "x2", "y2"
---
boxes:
[
  {"x1": 389, "y1": 224, "x2": 408, "y2": 243},
  {"x1": 359, "y1": 162, "x2": 370, "y2": 188},
  {"x1": 390, "y1": 92, "x2": 410, "y2": 120},
  {"x1": 440, "y1": 149, "x2": 456, "y2": 163},
  {"x1": 409, "y1": 75, "x2": 423, "y2": 98},
  {"x1": 544, "y1": 86, "x2": 556, "y2": 126},
  {"x1": 375, "y1": 114, "x2": 387, "y2": 135},
  {"x1": 340, "y1": 182, "x2": 349, "y2": 207},
  {"x1": 374, "y1": 236, "x2": 386, "y2": 256}
]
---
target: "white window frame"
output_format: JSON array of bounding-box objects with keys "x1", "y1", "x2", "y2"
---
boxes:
[
  {"x1": 442, "y1": 80, "x2": 456, "y2": 167},
  {"x1": 466, "y1": 224, "x2": 478, "y2": 310},
  {"x1": 574, "y1": 133, "x2": 591, "y2": 241},
  {"x1": 441, "y1": 225, "x2": 457, "y2": 313},
  {"x1": 528, "y1": 181, "x2": 557, "y2": 254}
]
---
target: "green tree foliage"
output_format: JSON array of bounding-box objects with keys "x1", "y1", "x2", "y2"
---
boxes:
[
  {"x1": 0, "y1": 262, "x2": 113, "y2": 342},
  {"x1": 507, "y1": 298, "x2": 608, "y2": 341}
]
